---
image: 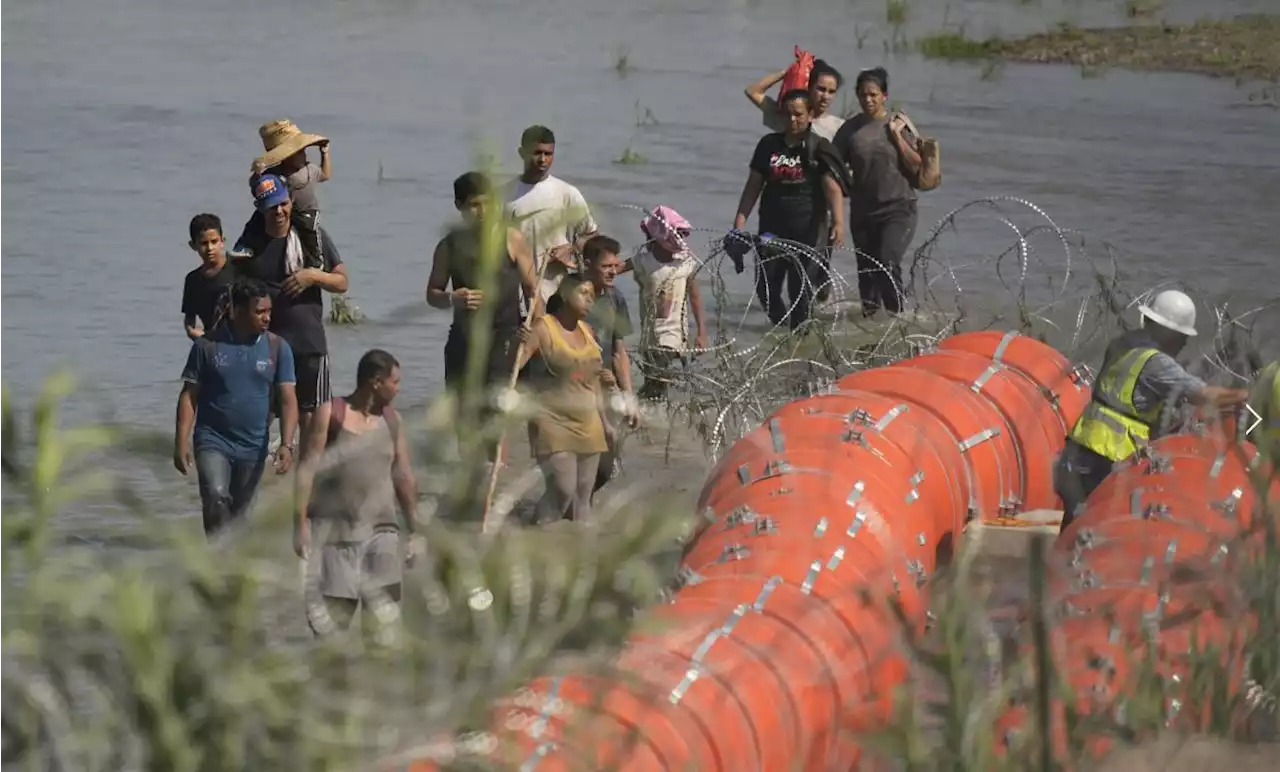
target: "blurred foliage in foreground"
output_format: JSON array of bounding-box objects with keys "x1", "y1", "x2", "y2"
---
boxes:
[{"x1": 1, "y1": 374, "x2": 689, "y2": 771}]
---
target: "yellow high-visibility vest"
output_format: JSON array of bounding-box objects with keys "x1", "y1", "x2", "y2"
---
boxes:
[{"x1": 1068, "y1": 346, "x2": 1162, "y2": 462}]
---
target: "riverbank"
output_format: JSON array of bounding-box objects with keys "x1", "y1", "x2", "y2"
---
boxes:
[{"x1": 919, "y1": 15, "x2": 1280, "y2": 82}]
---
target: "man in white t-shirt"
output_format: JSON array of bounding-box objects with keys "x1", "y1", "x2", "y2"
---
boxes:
[
  {"x1": 504, "y1": 125, "x2": 599, "y2": 305},
  {"x1": 629, "y1": 206, "x2": 707, "y2": 400}
]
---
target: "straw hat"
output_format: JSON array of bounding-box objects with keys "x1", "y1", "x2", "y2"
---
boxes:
[{"x1": 253, "y1": 119, "x2": 327, "y2": 170}]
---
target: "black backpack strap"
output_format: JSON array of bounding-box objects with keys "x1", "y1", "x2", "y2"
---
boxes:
[{"x1": 265, "y1": 333, "x2": 284, "y2": 381}]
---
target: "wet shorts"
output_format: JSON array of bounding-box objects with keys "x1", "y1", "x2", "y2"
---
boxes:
[{"x1": 309, "y1": 528, "x2": 403, "y2": 601}]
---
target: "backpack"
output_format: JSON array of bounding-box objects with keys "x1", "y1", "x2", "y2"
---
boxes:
[
  {"x1": 328, "y1": 397, "x2": 401, "y2": 448},
  {"x1": 891, "y1": 110, "x2": 942, "y2": 191}
]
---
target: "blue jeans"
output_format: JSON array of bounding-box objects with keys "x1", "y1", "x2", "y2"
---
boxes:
[{"x1": 195, "y1": 449, "x2": 266, "y2": 537}]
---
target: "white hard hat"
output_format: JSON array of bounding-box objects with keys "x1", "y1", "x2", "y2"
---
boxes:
[{"x1": 1138, "y1": 289, "x2": 1198, "y2": 337}]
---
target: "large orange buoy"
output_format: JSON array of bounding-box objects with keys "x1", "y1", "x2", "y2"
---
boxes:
[
  {"x1": 895, "y1": 349, "x2": 1066, "y2": 512},
  {"x1": 936, "y1": 329, "x2": 1090, "y2": 433},
  {"x1": 996, "y1": 430, "x2": 1272, "y2": 761},
  {"x1": 391, "y1": 331, "x2": 1084, "y2": 771},
  {"x1": 838, "y1": 366, "x2": 1022, "y2": 521}
]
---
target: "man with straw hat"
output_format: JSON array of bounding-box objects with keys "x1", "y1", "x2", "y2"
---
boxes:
[
  {"x1": 249, "y1": 119, "x2": 332, "y2": 264},
  {"x1": 1055, "y1": 289, "x2": 1249, "y2": 528}
]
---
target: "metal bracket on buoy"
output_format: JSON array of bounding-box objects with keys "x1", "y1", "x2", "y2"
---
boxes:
[
  {"x1": 717, "y1": 544, "x2": 750, "y2": 563},
  {"x1": 847, "y1": 408, "x2": 873, "y2": 426},
  {"x1": 723, "y1": 505, "x2": 759, "y2": 529},
  {"x1": 1211, "y1": 488, "x2": 1243, "y2": 519},
  {"x1": 753, "y1": 517, "x2": 778, "y2": 536},
  {"x1": 767, "y1": 417, "x2": 785, "y2": 454},
  {"x1": 673, "y1": 566, "x2": 704, "y2": 590},
  {"x1": 958, "y1": 427, "x2": 1000, "y2": 453},
  {"x1": 971, "y1": 363, "x2": 1002, "y2": 394},
  {"x1": 842, "y1": 428, "x2": 870, "y2": 448},
  {"x1": 1075, "y1": 528, "x2": 1096, "y2": 551},
  {"x1": 876, "y1": 404, "x2": 910, "y2": 431}
]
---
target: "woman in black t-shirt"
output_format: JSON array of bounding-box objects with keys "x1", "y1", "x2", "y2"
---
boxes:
[{"x1": 733, "y1": 89, "x2": 847, "y2": 330}]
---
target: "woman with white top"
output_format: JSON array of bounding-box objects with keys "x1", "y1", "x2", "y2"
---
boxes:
[{"x1": 745, "y1": 59, "x2": 847, "y2": 141}]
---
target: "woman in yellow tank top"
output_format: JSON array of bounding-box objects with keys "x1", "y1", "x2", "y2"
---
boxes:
[{"x1": 516, "y1": 274, "x2": 612, "y2": 523}]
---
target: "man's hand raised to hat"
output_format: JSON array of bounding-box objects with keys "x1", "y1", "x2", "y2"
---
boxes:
[{"x1": 283, "y1": 268, "x2": 324, "y2": 297}]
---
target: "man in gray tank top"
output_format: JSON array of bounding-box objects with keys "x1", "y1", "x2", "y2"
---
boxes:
[{"x1": 294, "y1": 349, "x2": 424, "y2": 642}]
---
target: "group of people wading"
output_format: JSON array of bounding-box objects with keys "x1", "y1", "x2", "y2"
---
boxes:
[
  {"x1": 168, "y1": 59, "x2": 1279, "y2": 642},
  {"x1": 172, "y1": 116, "x2": 719, "y2": 639}
]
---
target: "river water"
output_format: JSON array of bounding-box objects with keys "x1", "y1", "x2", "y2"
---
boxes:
[{"x1": 4, "y1": 0, "x2": 1278, "y2": 520}]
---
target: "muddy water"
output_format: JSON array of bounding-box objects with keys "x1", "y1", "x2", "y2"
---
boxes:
[{"x1": 4, "y1": 0, "x2": 1278, "y2": 525}]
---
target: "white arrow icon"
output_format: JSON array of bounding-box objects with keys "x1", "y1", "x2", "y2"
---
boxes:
[{"x1": 1244, "y1": 404, "x2": 1263, "y2": 436}]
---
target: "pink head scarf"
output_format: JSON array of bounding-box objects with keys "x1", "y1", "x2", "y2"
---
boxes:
[{"x1": 640, "y1": 205, "x2": 692, "y2": 254}]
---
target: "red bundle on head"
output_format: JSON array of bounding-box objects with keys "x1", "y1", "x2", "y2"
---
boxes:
[{"x1": 775, "y1": 45, "x2": 815, "y2": 113}]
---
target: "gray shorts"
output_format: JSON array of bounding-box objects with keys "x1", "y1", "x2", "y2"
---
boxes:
[{"x1": 310, "y1": 529, "x2": 403, "y2": 600}]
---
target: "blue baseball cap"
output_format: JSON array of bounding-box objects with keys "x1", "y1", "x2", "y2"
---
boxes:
[{"x1": 252, "y1": 173, "x2": 290, "y2": 211}]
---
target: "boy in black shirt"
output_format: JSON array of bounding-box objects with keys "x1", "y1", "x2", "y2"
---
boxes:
[{"x1": 182, "y1": 213, "x2": 235, "y2": 339}]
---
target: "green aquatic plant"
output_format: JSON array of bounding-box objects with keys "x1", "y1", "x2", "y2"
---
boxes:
[
  {"x1": 328, "y1": 295, "x2": 365, "y2": 325},
  {"x1": 614, "y1": 146, "x2": 647, "y2": 165}
]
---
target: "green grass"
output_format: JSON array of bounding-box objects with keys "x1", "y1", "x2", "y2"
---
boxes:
[
  {"x1": 921, "y1": 15, "x2": 1280, "y2": 81},
  {"x1": 917, "y1": 32, "x2": 1004, "y2": 61}
]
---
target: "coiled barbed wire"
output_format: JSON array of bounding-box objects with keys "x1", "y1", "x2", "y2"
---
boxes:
[{"x1": 607, "y1": 196, "x2": 1155, "y2": 460}]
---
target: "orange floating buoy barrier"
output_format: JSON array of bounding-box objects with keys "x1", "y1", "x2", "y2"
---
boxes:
[
  {"x1": 894, "y1": 349, "x2": 1066, "y2": 512},
  {"x1": 838, "y1": 365, "x2": 1022, "y2": 521},
  {"x1": 996, "y1": 430, "x2": 1273, "y2": 762},
  {"x1": 390, "y1": 330, "x2": 1084, "y2": 771},
  {"x1": 936, "y1": 329, "x2": 1090, "y2": 435}
]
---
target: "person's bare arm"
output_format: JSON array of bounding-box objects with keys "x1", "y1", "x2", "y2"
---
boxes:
[
  {"x1": 890, "y1": 121, "x2": 923, "y2": 177},
  {"x1": 184, "y1": 314, "x2": 204, "y2": 340},
  {"x1": 426, "y1": 239, "x2": 454, "y2": 310},
  {"x1": 745, "y1": 68, "x2": 789, "y2": 108},
  {"x1": 515, "y1": 324, "x2": 544, "y2": 370},
  {"x1": 1188, "y1": 386, "x2": 1250, "y2": 408},
  {"x1": 316, "y1": 263, "x2": 348, "y2": 293},
  {"x1": 173, "y1": 383, "x2": 199, "y2": 474},
  {"x1": 734, "y1": 171, "x2": 766, "y2": 229},
  {"x1": 275, "y1": 383, "x2": 299, "y2": 473},
  {"x1": 391, "y1": 419, "x2": 419, "y2": 531},
  {"x1": 613, "y1": 340, "x2": 635, "y2": 395},
  {"x1": 822, "y1": 173, "x2": 846, "y2": 248},
  {"x1": 688, "y1": 277, "x2": 707, "y2": 348},
  {"x1": 293, "y1": 400, "x2": 331, "y2": 557},
  {"x1": 508, "y1": 227, "x2": 544, "y2": 318},
  {"x1": 317, "y1": 144, "x2": 332, "y2": 182},
  {"x1": 571, "y1": 199, "x2": 599, "y2": 253}
]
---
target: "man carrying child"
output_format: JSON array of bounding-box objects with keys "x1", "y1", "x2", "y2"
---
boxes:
[{"x1": 230, "y1": 174, "x2": 349, "y2": 441}]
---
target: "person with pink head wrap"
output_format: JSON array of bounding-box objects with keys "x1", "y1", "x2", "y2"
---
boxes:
[{"x1": 631, "y1": 205, "x2": 706, "y2": 401}]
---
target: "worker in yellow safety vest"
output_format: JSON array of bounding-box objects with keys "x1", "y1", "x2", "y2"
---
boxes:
[{"x1": 1054, "y1": 289, "x2": 1250, "y2": 528}]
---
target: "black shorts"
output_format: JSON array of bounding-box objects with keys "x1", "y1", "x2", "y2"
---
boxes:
[
  {"x1": 294, "y1": 353, "x2": 332, "y2": 411},
  {"x1": 444, "y1": 329, "x2": 520, "y2": 390}
]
